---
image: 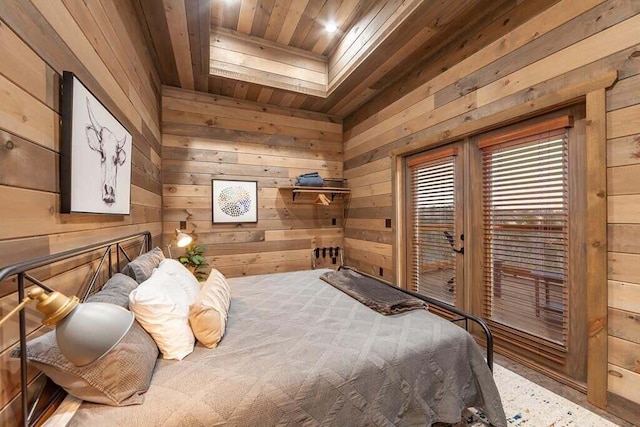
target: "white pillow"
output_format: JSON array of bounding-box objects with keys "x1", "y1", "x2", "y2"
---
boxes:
[
  {"x1": 129, "y1": 269, "x2": 195, "y2": 360},
  {"x1": 156, "y1": 258, "x2": 200, "y2": 304},
  {"x1": 189, "y1": 269, "x2": 231, "y2": 348}
]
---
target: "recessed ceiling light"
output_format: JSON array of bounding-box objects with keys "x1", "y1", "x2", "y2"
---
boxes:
[{"x1": 326, "y1": 22, "x2": 337, "y2": 33}]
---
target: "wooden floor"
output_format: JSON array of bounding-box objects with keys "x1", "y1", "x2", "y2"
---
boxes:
[{"x1": 494, "y1": 353, "x2": 633, "y2": 426}]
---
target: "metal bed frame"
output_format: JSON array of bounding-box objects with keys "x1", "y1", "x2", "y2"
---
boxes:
[
  {"x1": 338, "y1": 266, "x2": 494, "y2": 372},
  {"x1": 0, "y1": 232, "x2": 152, "y2": 427}
]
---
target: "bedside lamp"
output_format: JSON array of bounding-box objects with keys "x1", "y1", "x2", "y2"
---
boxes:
[
  {"x1": 167, "y1": 229, "x2": 193, "y2": 258},
  {"x1": 0, "y1": 286, "x2": 134, "y2": 366}
]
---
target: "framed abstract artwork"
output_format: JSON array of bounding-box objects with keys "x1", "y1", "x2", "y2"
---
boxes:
[
  {"x1": 212, "y1": 179, "x2": 258, "y2": 223},
  {"x1": 60, "y1": 71, "x2": 132, "y2": 214}
]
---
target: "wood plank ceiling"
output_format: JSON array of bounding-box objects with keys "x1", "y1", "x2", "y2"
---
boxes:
[{"x1": 136, "y1": 0, "x2": 560, "y2": 118}]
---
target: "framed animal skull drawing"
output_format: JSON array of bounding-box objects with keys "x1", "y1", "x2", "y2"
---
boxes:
[{"x1": 60, "y1": 71, "x2": 132, "y2": 214}]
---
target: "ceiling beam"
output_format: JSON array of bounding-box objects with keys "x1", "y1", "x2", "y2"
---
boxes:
[
  {"x1": 164, "y1": 0, "x2": 195, "y2": 89},
  {"x1": 210, "y1": 28, "x2": 327, "y2": 97}
]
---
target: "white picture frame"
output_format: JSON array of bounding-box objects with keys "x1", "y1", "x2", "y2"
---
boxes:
[{"x1": 212, "y1": 179, "x2": 258, "y2": 223}]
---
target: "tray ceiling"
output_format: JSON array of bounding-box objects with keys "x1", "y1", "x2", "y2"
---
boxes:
[{"x1": 136, "y1": 0, "x2": 560, "y2": 117}]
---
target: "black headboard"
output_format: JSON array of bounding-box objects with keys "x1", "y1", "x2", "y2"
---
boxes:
[{"x1": 0, "y1": 232, "x2": 151, "y2": 427}]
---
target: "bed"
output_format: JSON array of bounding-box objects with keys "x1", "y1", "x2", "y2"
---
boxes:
[{"x1": 1, "y1": 233, "x2": 506, "y2": 427}]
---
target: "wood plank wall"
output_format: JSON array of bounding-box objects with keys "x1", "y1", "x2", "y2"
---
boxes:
[
  {"x1": 162, "y1": 87, "x2": 343, "y2": 277},
  {"x1": 0, "y1": 1, "x2": 162, "y2": 423},
  {"x1": 342, "y1": 0, "x2": 640, "y2": 422}
]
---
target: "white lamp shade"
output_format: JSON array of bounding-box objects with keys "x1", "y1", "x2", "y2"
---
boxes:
[
  {"x1": 55, "y1": 302, "x2": 134, "y2": 366},
  {"x1": 176, "y1": 232, "x2": 193, "y2": 248}
]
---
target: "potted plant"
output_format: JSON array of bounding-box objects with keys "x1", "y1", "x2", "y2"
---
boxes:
[{"x1": 178, "y1": 243, "x2": 209, "y2": 281}]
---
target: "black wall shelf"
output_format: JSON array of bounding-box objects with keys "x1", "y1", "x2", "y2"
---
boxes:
[{"x1": 279, "y1": 186, "x2": 350, "y2": 202}]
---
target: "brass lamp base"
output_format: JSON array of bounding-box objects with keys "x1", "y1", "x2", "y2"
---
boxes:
[{"x1": 28, "y1": 288, "x2": 79, "y2": 326}]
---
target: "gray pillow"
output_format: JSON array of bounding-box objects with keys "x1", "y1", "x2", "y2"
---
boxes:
[
  {"x1": 86, "y1": 273, "x2": 138, "y2": 308},
  {"x1": 121, "y1": 247, "x2": 165, "y2": 283},
  {"x1": 11, "y1": 321, "x2": 158, "y2": 406}
]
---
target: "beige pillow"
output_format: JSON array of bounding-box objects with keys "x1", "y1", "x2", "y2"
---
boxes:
[{"x1": 189, "y1": 269, "x2": 231, "y2": 348}]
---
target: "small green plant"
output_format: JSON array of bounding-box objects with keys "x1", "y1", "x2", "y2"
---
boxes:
[{"x1": 178, "y1": 243, "x2": 209, "y2": 281}]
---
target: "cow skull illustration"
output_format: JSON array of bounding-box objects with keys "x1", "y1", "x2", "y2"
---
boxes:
[{"x1": 85, "y1": 98, "x2": 127, "y2": 206}]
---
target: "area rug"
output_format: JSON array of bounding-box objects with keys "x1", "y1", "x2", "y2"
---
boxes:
[{"x1": 461, "y1": 364, "x2": 618, "y2": 426}]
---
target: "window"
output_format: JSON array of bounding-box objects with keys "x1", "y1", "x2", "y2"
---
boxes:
[
  {"x1": 479, "y1": 118, "x2": 570, "y2": 347},
  {"x1": 406, "y1": 148, "x2": 459, "y2": 305},
  {"x1": 402, "y1": 106, "x2": 590, "y2": 385}
]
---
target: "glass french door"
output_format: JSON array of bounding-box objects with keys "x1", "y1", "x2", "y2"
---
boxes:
[
  {"x1": 403, "y1": 108, "x2": 587, "y2": 385},
  {"x1": 406, "y1": 144, "x2": 464, "y2": 307}
]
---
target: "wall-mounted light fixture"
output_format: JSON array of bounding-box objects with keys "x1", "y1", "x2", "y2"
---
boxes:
[{"x1": 167, "y1": 229, "x2": 193, "y2": 258}]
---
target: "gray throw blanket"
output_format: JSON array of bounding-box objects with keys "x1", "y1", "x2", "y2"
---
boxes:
[
  {"x1": 296, "y1": 171, "x2": 324, "y2": 186},
  {"x1": 321, "y1": 268, "x2": 427, "y2": 315}
]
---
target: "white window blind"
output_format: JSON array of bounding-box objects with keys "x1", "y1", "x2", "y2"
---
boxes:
[
  {"x1": 480, "y1": 117, "x2": 570, "y2": 348},
  {"x1": 407, "y1": 148, "x2": 458, "y2": 305}
]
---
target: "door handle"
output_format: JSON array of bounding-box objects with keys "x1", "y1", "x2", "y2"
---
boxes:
[{"x1": 444, "y1": 231, "x2": 464, "y2": 254}]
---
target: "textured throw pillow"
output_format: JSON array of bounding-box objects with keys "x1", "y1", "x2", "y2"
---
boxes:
[
  {"x1": 156, "y1": 258, "x2": 200, "y2": 303},
  {"x1": 121, "y1": 247, "x2": 165, "y2": 283},
  {"x1": 11, "y1": 321, "x2": 158, "y2": 406},
  {"x1": 129, "y1": 269, "x2": 195, "y2": 360},
  {"x1": 86, "y1": 273, "x2": 139, "y2": 308},
  {"x1": 189, "y1": 268, "x2": 231, "y2": 348}
]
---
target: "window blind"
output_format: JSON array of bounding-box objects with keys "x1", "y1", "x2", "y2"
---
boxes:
[
  {"x1": 408, "y1": 148, "x2": 458, "y2": 305},
  {"x1": 480, "y1": 120, "x2": 569, "y2": 348}
]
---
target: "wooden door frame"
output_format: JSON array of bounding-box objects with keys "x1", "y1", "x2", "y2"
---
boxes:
[{"x1": 392, "y1": 71, "x2": 616, "y2": 408}]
